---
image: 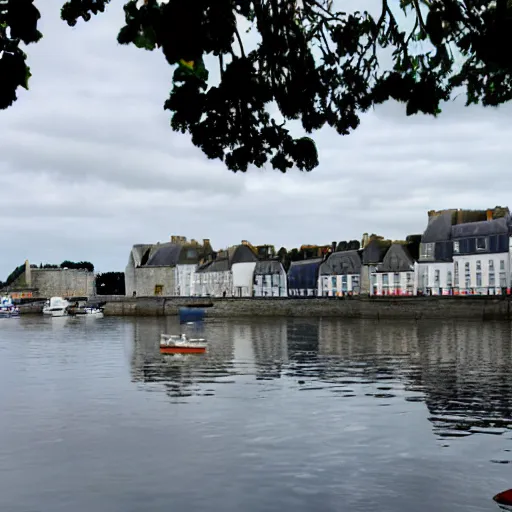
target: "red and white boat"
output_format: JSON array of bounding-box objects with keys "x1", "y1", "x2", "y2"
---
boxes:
[{"x1": 160, "y1": 333, "x2": 207, "y2": 354}]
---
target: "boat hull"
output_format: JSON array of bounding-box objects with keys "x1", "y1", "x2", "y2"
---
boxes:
[{"x1": 160, "y1": 346, "x2": 206, "y2": 354}]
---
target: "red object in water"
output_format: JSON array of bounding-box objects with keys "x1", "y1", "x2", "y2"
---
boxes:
[{"x1": 494, "y1": 489, "x2": 512, "y2": 506}]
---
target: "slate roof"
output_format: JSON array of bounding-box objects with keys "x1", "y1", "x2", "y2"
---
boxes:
[
  {"x1": 451, "y1": 216, "x2": 511, "y2": 238},
  {"x1": 319, "y1": 250, "x2": 361, "y2": 275},
  {"x1": 421, "y1": 211, "x2": 455, "y2": 243},
  {"x1": 254, "y1": 260, "x2": 284, "y2": 275},
  {"x1": 376, "y1": 244, "x2": 415, "y2": 273}
]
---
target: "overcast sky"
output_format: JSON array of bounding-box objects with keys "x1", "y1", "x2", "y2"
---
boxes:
[{"x1": 0, "y1": 1, "x2": 510, "y2": 278}]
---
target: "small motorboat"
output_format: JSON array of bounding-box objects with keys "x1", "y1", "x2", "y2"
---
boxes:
[
  {"x1": 0, "y1": 296, "x2": 20, "y2": 318},
  {"x1": 44, "y1": 297, "x2": 70, "y2": 317},
  {"x1": 160, "y1": 333, "x2": 207, "y2": 354}
]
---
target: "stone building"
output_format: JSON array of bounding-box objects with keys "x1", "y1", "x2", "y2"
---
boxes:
[
  {"x1": 374, "y1": 243, "x2": 416, "y2": 296},
  {"x1": 125, "y1": 236, "x2": 213, "y2": 297}
]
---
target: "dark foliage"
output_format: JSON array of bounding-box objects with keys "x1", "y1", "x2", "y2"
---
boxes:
[
  {"x1": 1, "y1": 264, "x2": 25, "y2": 289},
  {"x1": 60, "y1": 260, "x2": 95, "y2": 272},
  {"x1": 2, "y1": 0, "x2": 511, "y2": 172},
  {"x1": 95, "y1": 271, "x2": 125, "y2": 295}
]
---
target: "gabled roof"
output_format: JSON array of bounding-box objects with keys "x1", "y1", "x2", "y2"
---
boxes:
[
  {"x1": 254, "y1": 260, "x2": 284, "y2": 275},
  {"x1": 376, "y1": 243, "x2": 415, "y2": 273},
  {"x1": 319, "y1": 250, "x2": 361, "y2": 275}
]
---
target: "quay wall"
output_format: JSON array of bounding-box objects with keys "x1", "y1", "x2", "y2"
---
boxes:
[{"x1": 100, "y1": 296, "x2": 512, "y2": 321}]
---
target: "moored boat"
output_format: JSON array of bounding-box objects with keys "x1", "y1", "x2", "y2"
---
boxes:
[
  {"x1": 44, "y1": 297, "x2": 70, "y2": 317},
  {"x1": 160, "y1": 333, "x2": 207, "y2": 354},
  {"x1": 0, "y1": 296, "x2": 20, "y2": 317}
]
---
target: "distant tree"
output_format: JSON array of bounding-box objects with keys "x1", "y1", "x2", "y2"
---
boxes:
[
  {"x1": 95, "y1": 272, "x2": 125, "y2": 295},
  {"x1": 2, "y1": 0, "x2": 512, "y2": 173},
  {"x1": 60, "y1": 260, "x2": 94, "y2": 272}
]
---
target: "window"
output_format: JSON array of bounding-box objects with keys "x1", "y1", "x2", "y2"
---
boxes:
[
  {"x1": 476, "y1": 260, "x2": 481, "y2": 271},
  {"x1": 154, "y1": 284, "x2": 163, "y2": 296},
  {"x1": 454, "y1": 262, "x2": 459, "y2": 286},
  {"x1": 420, "y1": 243, "x2": 435, "y2": 260},
  {"x1": 394, "y1": 272, "x2": 400, "y2": 285},
  {"x1": 500, "y1": 260, "x2": 506, "y2": 271},
  {"x1": 465, "y1": 262, "x2": 471, "y2": 289},
  {"x1": 447, "y1": 271, "x2": 453, "y2": 287},
  {"x1": 489, "y1": 260, "x2": 494, "y2": 271},
  {"x1": 453, "y1": 241, "x2": 460, "y2": 254},
  {"x1": 332, "y1": 276, "x2": 337, "y2": 289},
  {"x1": 476, "y1": 272, "x2": 482, "y2": 287},
  {"x1": 351, "y1": 275, "x2": 360, "y2": 291},
  {"x1": 186, "y1": 249, "x2": 197, "y2": 259},
  {"x1": 434, "y1": 270, "x2": 440, "y2": 286},
  {"x1": 500, "y1": 272, "x2": 507, "y2": 288},
  {"x1": 489, "y1": 273, "x2": 495, "y2": 287},
  {"x1": 476, "y1": 237, "x2": 487, "y2": 251},
  {"x1": 382, "y1": 274, "x2": 389, "y2": 286},
  {"x1": 341, "y1": 275, "x2": 347, "y2": 291}
]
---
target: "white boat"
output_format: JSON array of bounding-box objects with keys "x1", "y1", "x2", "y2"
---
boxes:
[
  {"x1": 160, "y1": 333, "x2": 207, "y2": 353},
  {"x1": 0, "y1": 296, "x2": 19, "y2": 317},
  {"x1": 83, "y1": 307, "x2": 104, "y2": 317},
  {"x1": 45, "y1": 297, "x2": 70, "y2": 317}
]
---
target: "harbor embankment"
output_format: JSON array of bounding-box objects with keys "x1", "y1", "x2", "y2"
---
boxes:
[{"x1": 91, "y1": 295, "x2": 512, "y2": 321}]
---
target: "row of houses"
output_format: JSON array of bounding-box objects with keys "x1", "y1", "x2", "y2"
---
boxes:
[{"x1": 125, "y1": 206, "x2": 512, "y2": 298}]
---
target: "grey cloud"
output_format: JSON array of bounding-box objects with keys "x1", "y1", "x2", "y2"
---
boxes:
[{"x1": 0, "y1": 0, "x2": 511, "y2": 278}]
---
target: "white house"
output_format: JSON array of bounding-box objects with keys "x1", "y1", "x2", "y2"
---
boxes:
[
  {"x1": 195, "y1": 259, "x2": 232, "y2": 297},
  {"x1": 230, "y1": 244, "x2": 259, "y2": 297},
  {"x1": 451, "y1": 214, "x2": 512, "y2": 295},
  {"x1": 253, "y1": 260, "x2": 288, "y2": 297},
  {"x1": 318, "y1": 250, "x2": 361, "y2": 296},
  {"x1": 374, "y1": 243, "x2": 416, "y2": 296},
  {"x1": 415, "y1": 211, "x2": 456, "y2": 296}
]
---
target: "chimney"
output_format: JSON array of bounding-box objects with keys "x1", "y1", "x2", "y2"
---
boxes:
[
  {"x1": 332, "y1": 241, "x2": 337, "y2": 253},
  {"x1": 171, "y1": 235, "x2": 176, "y2": 243},
  {"x1": 362, "y1": 233, "x2": 369, "y2": 249},
  {"x1": 203, "y1": 239, "x2": 210, "y2": 247},
  {"x1": 25, "y1": 259, "x2": 31, "y2": 287},
  {"x1": 486, "y1": 209, "x2": 493, "y2": 221}
]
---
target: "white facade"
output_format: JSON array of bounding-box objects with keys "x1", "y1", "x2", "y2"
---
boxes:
[
  {"x1": 452, "y1": 253, "x2": 509, "y2": 295},
  {"x1": 232, "y1": 262, "x2": 257, "y2": 297},
  {"x1": 318, "y1": 274, "x2": 361, "y2": 296},
  {"x1": 254, "y1": 273, "x2": 287, "y2": 297},
  {"x1": 416, "y1": 262, "x2": 454, "y2": 295},
  {"x1": 195, "y1": 270, "x2": 232, "y2": 297},
  {"x1": 371, "y1": 271, "x2": 415, "y2": 296},
  {"x1": 174, "y1": 264, "x2": 197, "y2": 296}
]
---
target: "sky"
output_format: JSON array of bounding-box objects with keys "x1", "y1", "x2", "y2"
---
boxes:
[{"x1": 1, "y1": 0, "x2": 511, "y2": 279}]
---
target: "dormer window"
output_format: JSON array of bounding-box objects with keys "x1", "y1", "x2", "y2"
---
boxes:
[
  {"x1": 453, "y1": 241, "x2": 460, "y2": 254},
  {"x1": 420, "y1": 242, "x2": 434, "y2": 260},
  {"x1": 476, "y1": 237, "x2": 488, "y2": 251}
]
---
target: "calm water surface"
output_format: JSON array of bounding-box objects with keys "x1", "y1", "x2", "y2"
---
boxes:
[{"x1": 1, "y1": 315, "x2": 512, "y2": 512}]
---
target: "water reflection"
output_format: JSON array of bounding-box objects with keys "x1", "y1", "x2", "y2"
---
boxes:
[{"x1": 131, "y1": 317, "x2": 512, "y2": 443}]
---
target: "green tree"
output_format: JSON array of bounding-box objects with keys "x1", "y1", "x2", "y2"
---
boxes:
[{"x1": 1, "y1": 0, "x2": 510, "y2": 172}]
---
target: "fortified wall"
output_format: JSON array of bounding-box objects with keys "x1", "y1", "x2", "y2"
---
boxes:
[{"x1": 7, "y1": 261, "x2": 95, "y2": 299}]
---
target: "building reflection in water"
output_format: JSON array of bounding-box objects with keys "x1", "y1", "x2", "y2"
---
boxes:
[
  {"x1": 130, "y1": 316, "x2": 512, "y2": 440},
  {"x1": 410, "y1": 321, "x2": 512, "y2": 439}
]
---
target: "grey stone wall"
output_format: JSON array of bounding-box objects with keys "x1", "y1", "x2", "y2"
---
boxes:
[
  {"x1": 129, "y1": 267, "x2": 175, "y2": 297},
  {"x1": 103, "y1": 296, "x2": 512, "y2": 320},
  {"x1": 30, "y1": 269, "x2": 95, "y2": 298}
]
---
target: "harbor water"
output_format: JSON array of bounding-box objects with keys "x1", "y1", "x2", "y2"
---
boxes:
[{"x1": 1, "y1": 315, "x2": 511, "y2": 512}]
